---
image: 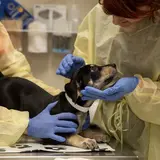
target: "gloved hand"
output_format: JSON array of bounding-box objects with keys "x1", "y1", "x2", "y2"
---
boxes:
[
  {"x1": 82, "y1": 116, "x2": 90, "y2": 130},
  {"x1": 28, "y1": 102, "x2": 78, "y2": 142},
  {"x1": 81, "y1": 77, "x2": 139, "y2": 102},
  {"x1": 56, "y1": 54, "x2": 85, "y2": 78}
]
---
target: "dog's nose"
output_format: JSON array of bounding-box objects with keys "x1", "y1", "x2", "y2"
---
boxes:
[{"x1": 110, "y1": 63, "x2": 116, "y2": 68}]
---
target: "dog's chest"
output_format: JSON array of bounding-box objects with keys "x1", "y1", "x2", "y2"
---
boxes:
[{"x1": 76, "y1": 112, "x2": 88, "y2": 133}]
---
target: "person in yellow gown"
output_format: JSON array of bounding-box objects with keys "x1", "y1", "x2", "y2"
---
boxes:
[
  {"x1": 56, "y1": 0, "x2": 160, "y2": 159},
  {"x1": 0, "y1": 22, "x2": 87, "y2": 146}
]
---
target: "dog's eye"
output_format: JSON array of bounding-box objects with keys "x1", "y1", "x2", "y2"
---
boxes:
[{"x1": 91, "y1": 66, "x2": 98, "y2": 72}]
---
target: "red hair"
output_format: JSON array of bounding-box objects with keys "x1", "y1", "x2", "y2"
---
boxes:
[{"x1": 99, "y1": 0, "x2": 160, "y2": 18}]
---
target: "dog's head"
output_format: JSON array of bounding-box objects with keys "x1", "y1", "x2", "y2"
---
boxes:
[{"x1": 65, "y1": 64, "x2": 118, "y2": 105}]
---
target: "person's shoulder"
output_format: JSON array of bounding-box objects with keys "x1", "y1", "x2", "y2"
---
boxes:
[
  {"x1": 78, "y1": 3, "x2": 110, "y2": 31},
  {"x1": 88, "y1": 4, "x2": 103, "y2": 14},
  {"x1": 86, "y1": 4, "x2": 110, "y2": 20}
]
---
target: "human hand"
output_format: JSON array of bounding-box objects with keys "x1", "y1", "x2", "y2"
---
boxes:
[
  {"x1": 56, "y1": 54, "x2": 85, "y2": 78},
  {"x1": 81, "y1": 77, "x2": 139, "y2": 101},
  {"x1": 28, "y1": 102, "x2": 78, "y2": 142}
]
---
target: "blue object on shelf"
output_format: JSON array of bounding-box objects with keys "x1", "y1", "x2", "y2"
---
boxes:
[
  {"x1": 0, "y1": 0, "x2": 5, "y2": 20},
  {"x1": 3, "y1": 0, "x2": 34, "y2": 29},
  {"x1": 52, "y1": 48, "x2": 70, "y2": 54},
  {"x1": 52, "y1": 35, "x2": 72, "y2": 54}
]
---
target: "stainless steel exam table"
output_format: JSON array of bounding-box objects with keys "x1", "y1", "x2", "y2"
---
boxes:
[{"x1": 0, "y1": 142, "x2": 142, "y2": 160}]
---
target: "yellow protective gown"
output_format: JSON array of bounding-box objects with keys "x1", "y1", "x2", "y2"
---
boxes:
[
  {"x1": 0, "y1": 22, "x2": 60, "y2": 146},
  {"x1": 73, "y1": 4, "x2": 160, "y2": 160}
]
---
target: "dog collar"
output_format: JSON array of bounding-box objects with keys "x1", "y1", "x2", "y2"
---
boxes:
[{"x1": 65, "y1": 93, "x2": 89, "y2": 113}]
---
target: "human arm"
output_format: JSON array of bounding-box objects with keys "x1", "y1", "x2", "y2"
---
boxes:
[
  {"x1": 0, "y1": 22, "x2": 75, "y2": 146},
  {"x1": 0, "y1": 22, "x2": 60, "y2": 96},
  {"x1": 56, "y1": 5, "x2": 98, "y2": 78},
  {"x1": 126, "y1": 75, "x2": 160, "y2": 125},
  {"x1": 82, "y1": 74, "x2": 160, "y2": 125}
]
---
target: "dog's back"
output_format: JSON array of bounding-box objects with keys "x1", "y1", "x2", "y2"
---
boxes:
[
  {"x1": 0, "y1": 75, "x2": 60, "y2": 118},
  {"x1": 0, "y1": 74, "x2": 80, "y2": 144}
]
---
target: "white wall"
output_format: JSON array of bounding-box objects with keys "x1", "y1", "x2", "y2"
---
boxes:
[{"x1": 16, "y1": 0, "x2": 97, "y2": 90}]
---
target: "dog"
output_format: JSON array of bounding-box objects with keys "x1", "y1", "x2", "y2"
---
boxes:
[{"x1": 0, "y1": 64, "x2": 118, "y2": 149}]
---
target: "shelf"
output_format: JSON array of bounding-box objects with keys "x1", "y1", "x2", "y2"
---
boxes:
[
  {"x1": 6, "y1": 28, "x2": 77, "y2": 54},
  {"x1": 6, "y1": 29, "x2": 77, "y2": 35}
]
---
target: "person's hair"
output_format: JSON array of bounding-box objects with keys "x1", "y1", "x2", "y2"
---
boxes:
[{"x1": 99, "y1": 0, "x2": 160, "y2": 19}]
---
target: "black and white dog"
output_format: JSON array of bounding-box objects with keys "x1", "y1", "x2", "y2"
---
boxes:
[{"x1": 0, "y1": 64, "x2": 118, "y2": 149}]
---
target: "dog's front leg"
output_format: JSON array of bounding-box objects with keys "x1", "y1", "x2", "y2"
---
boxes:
[
  {"x1": 66, "y1": 134, "x2": 98, "y2": 150},
  {"x1": 80, "y1": 127, "x2": 111, "y2": 143}
]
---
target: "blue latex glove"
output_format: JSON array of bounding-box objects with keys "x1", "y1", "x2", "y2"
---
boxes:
[
  {"x1": 81, "y1": 77, "x2": 139, "y2": 102},
  {"x1": 56, "y1": 54, "x2": 85, "y2": 78},
  {"x1": 82, "y1": 116, "x2": 90, "y2": 130},
  {"x1": 28, "y1": 102, "x2": 78, "y2": 142}
]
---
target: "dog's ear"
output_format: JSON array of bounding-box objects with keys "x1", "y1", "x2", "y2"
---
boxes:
[{"x1": 65, "y1": 81, "x2": 78, "y2": 103}]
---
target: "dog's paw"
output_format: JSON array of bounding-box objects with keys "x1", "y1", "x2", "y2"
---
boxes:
[
  {"x1": 80, "y1": 138, "x2": 98, "y2": 150},
  {"x1": 92, "y1": 132, "x2": 110, "y2": 143}
]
